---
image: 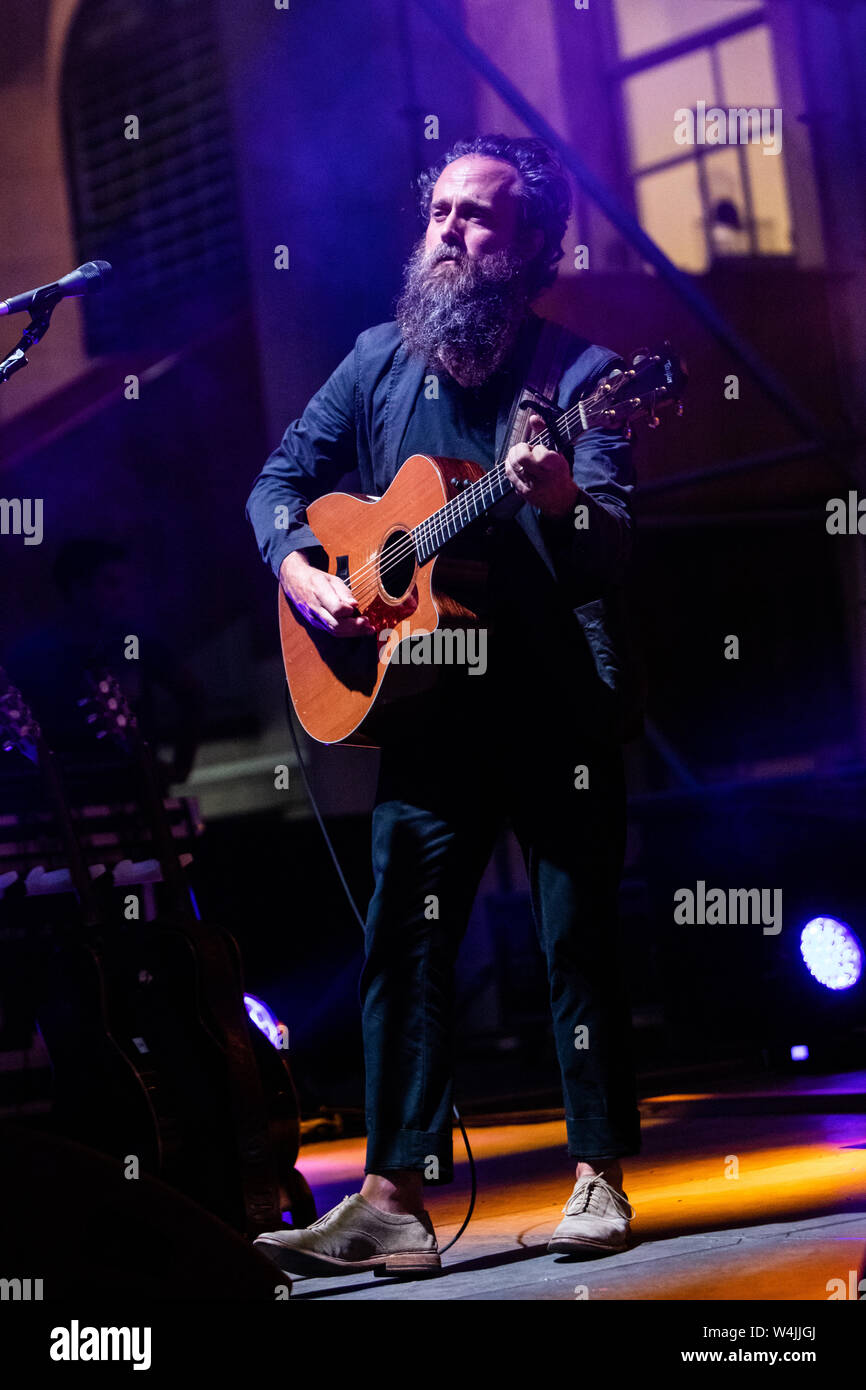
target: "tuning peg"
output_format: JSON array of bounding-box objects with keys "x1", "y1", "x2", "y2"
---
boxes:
[{"x1": 648, "y1": 414, "x2": 661, "y2": 429}]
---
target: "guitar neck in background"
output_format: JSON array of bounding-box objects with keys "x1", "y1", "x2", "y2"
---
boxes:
[{"x1": 0, "y1": 667, "x2": 103, "y2": 931}]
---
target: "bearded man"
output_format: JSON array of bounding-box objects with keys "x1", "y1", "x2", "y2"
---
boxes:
[{"x1": 246, "y1": 134, "x2": 642, "y2": 1278}]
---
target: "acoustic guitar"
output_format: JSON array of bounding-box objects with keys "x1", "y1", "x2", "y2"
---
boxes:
[{"x1": 279, "y1": 344, "x2": 686, "y2": 745}]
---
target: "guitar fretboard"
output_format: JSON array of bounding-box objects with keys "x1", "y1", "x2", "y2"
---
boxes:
[{"x1": 411, "y1": 401, "x2": 588, "y2": 563}]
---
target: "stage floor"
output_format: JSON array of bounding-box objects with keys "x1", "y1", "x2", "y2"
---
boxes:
[{"x1": 285, "y1": 1094, "x2": 866, "y2": 1301}]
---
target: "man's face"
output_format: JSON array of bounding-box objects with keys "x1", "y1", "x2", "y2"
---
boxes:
[
  {"x1": 396, "y1": 154, "x2": 544, "y2": 387},
  {"x1": 424, "y1": 155, "x2": 527, "y2": 264}
]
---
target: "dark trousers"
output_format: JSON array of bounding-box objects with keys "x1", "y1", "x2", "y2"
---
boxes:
[{"x1": 359, "y1": 672, "x2": 641, "y2": 1184}]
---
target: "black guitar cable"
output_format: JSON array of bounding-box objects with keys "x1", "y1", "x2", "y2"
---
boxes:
[{"x1": 282, "y1": 684, "x2": 476, "y2": 1254}]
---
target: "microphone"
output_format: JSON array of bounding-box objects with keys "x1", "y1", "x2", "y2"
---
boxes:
[{"x1": 0, "y1": 261, "x2": 113, "y2": 317}]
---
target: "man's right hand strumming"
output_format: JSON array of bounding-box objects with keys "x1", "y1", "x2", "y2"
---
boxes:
[{"x1": 279, "y1": 550, "x2": 375, "y2": 637}]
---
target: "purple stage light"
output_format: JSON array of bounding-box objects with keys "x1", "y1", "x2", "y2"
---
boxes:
[
  {"x1": 799, "y1": 917, "x2": 863, "y2": 991},
  {"x1": 244, "y1": 992, "x2": 284, "y2": 1048},
  {"x1": 790, "y1": 1044, "x2": 809, "y2": 1061}
]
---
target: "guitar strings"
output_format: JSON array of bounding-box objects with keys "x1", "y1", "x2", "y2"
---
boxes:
[
  {"x1": 346, "y1": 459, "x2": 511, "y2": 606},
  {"x1": 345, "y1": 402, "x2": 592, "y2": 603},
  {"x1": 348, "y1": 380, "x2": 663, "y2": 603}
]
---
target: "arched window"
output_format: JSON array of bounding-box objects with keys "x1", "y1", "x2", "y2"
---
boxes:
[{"x1": 62, "y1": 0, "x2": 247, "y2": 354}]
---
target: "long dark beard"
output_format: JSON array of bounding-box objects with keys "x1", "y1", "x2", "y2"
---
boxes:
[{"x1": 395, "y1": 241, "x2": 532, "y2": 388}]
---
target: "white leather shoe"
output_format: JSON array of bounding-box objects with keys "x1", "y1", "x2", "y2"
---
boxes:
[
  {"x1": 547, "y1": 1172, "x2": 635, "y2": 1255},
  {"x1": 254, "y1": 1194, "x2": 441, "y2": 1277}
]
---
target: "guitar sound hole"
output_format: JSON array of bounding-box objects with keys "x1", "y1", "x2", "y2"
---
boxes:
[{"x1": 379, "y1": 529, "x2": 416, "y2": 601}]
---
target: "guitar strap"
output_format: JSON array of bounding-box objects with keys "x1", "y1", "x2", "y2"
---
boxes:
[{"x1": 497, "y1": 317, "x2": 572, "y2": 464}]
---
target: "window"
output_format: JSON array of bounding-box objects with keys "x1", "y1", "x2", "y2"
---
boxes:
[
  {"x1": 613, "y1": 0, "x2": 764, "y2": 59},
  {"x1": 612, "y1": 1, "x2": 792, "y2": 272}
]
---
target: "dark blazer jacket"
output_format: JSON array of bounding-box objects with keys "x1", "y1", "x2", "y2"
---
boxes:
[{"x1": 246, "y1": 314, "x2": 645, "y2": 741}]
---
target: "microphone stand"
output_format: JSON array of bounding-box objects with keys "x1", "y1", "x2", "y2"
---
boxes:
[{"x1": 0, "y1": 287, "x2": 63, "y2": 386}]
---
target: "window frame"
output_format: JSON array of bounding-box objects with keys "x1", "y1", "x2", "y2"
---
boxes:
[{"x1": 601, "y1": 5, "x2": 792, "y2": 271}]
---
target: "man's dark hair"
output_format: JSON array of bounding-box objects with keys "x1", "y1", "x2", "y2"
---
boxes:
[
  {"x1": 52, "y1": 538, "x2": 127, "y2": 594},
  {"x1": 416, "y1": 134, "x2": 572, "y2": 298}
]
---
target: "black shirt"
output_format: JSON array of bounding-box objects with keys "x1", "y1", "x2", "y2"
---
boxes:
[
  {"x1": 385, "y1": 363, "x2": 596, "y2": 738},
  {"x1": 399, "y1": 361, "x2": 562, "y2": 608}
]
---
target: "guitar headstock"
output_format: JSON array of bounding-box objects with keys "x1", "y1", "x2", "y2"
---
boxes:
[
  {"x1": 79, "y1": 670, "x2": 139, "y2": 750},
  {"x1": 0, "y1": 666, "x2": 42, "y2": 764},
  {"x1": 582, "y1": 343, "x2": 688, "y2": 439}
]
